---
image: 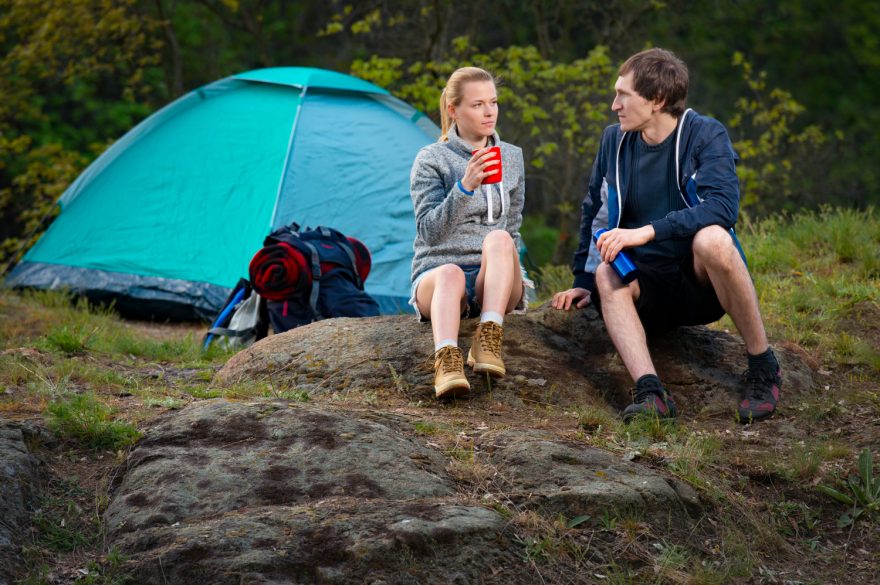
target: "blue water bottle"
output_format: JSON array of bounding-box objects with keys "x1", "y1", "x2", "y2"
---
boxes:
[{"x1": 593, "y1": 228, "x2": 639, "y2": 284}]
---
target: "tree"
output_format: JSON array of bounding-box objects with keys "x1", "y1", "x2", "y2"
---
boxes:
[{"x1": 0, "y1": 0, "x2": 162, "y2": 268}]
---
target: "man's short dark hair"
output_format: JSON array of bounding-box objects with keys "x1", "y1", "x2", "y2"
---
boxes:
[{"x1": 619, "y1": 48, "x2": 688, "y2": 118}]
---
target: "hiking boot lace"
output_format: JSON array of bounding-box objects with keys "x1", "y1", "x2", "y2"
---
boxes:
[
  {"x1": 435, "y1": 346, "x2": 464, "y2": 374},
  {"x1": 479, "y1": 322, "x2": 503, "y2": 357},
  {"x1": 743, "y1": 368, "x2": 776, "y2": 402},
  {"x1": 741, "y1": 368, "x2": 776, "y2": 402}
]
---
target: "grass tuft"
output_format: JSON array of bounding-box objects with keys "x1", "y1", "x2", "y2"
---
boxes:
[{"x1": 45, "y1": 393, "x2": 140, "y2": 450}]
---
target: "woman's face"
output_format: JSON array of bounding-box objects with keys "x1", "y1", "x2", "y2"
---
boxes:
[{"x1": 449, "y1": 80, "x2": 498, "y2": 142}]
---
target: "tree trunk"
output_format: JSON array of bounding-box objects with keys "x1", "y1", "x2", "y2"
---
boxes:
[{"x1": 155, "y1": 0, "x2": 184, "y2": 98}]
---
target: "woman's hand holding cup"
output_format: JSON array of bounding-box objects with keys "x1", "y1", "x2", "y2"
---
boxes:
[{"x1": 461, "y1": 146, "x2": 502, "y2": 192}]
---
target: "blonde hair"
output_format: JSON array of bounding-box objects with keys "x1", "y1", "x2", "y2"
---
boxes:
[{"x1": 439, "y1": 67, "x2": 495, "y2": 142}]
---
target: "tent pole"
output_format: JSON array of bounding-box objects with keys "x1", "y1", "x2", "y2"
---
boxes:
[{"x1": 270, "y1": 85, "x2": 308, "y2": 230}]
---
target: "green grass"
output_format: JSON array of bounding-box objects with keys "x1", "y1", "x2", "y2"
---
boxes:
[
  {"x1": 739, "y1": 207, "x2": 879, "y2": 369},
  {"x1": 142, "y1": 396, "x2": 185, "y2": 409},
  {"x1": 413, "y1": 421, "x2": 439, "y2": 435},
  {"x1": 576, "y1": 405, "x2": 618, "y2": 433},
  {"x1": 666, "y1": 432, "x2": 723, "y2": 487},
  {"x1": 3, "y1": 289, "x2": 232, "y2": 365},
  {"x1": 45, "y1": 393, "x2": 140, "y2": 450},
  {"x1": 29, "y1": 479, "x2": 98, "y2": 553}
]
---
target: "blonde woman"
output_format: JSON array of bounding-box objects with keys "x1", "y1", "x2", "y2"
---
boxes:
[{"x1": 409, "y1": 67, "x2": 527, "y2": 399}]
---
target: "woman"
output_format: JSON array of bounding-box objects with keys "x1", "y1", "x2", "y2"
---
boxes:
[{"x1": 409, "y1": 66, "x2": 528, "y2": 400}]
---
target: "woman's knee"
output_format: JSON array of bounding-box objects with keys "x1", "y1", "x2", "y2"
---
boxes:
[
  {"x1": 482, "y1": 229, "x2": 515, "y2": 254},
  {"x1": 433, "y1": 263, "x2": 466, "y2": 289}
]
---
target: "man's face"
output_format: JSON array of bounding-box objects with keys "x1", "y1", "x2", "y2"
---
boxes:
[{"x1": 611, "y1": 73, "x2": 656, "y2": 133}]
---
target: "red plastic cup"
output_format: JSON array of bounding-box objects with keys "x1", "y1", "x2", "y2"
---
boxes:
[{"x1": 473, "y1": 146, "x2": 502, "y2": 185}]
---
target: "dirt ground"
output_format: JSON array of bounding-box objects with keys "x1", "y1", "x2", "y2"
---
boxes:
[{"x1": 3, "y1": 312, "x2": 878, "y2": 585}]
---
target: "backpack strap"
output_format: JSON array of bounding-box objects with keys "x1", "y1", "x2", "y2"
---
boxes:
[
  {"x1": 295, "y1": 236, "x2": 323, "y2": 318},
  {"x1": 207, "y1": 325, "x2": 256, "y2": 338},
  {"x1": 317, "y1": 226, "x2": 362, "y2": 289}
]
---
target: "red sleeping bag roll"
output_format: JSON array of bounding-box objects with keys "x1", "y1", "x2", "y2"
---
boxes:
[{"x1": 249, "y1": 242, "x2": 311, "y2": 301}]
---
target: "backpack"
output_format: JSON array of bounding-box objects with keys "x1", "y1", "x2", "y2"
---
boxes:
[
  {"x1": 250, "y1": 223, "x2": 380, "y2": 333},
  {"x1": 203, "y1": 278, "x2": 269, "y2": 350}
]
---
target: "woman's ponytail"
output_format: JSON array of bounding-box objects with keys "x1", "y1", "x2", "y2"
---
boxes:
[{"x1": 439, "y1": 88, "x2": 451, "y2": 142}]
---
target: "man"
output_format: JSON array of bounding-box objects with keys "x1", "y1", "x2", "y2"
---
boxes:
[{"x1": 552, "y1": 48, "x2": 781, "y2": 423}]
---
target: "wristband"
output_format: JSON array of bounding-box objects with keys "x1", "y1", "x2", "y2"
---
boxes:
[{"x1": 457, "y1": 180, "x2": 474, "y2": 196}]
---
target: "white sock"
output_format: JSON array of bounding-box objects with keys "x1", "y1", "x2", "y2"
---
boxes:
[
  {"x1": 480, "y1": 311, "x2": 503, "y2": 326},
  {"x1": 435, "y1": 339, "x2": 457, "y2": 352}
]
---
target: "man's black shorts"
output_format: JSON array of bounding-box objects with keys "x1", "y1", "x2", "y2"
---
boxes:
[{"x1": 630, "y1": 253, "x2": 725, "y2": 331}]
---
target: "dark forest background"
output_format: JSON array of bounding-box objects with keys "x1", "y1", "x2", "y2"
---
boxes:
[{"x1": 2, "y1": 0, "x2": 877, "y2": 269}]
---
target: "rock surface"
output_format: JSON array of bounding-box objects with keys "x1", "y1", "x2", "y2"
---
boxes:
[
  {"x1": 107, "y1": 400, "x2": 702, "y2": 584},
  {"x1": 479, "y1": 430, "x2": 701, "y2": 523},
  {"x1": 216, "y1": 306, "x2": 813, "y2": 414},
  {"x1": 0, "y1": 422, "x2": 43, "y2": 585}
]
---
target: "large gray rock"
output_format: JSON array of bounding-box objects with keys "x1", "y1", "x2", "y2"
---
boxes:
[
  {"x1": 106, "y1": 401, "x2": 522, "y2": 584},
  {"x1": 216, "y1": 306, "x2": 814, "y2": 415},
  {"x1": 105, "y1": 400, "x2": 455, "y2": 537},
  {"x1": 479, "y1": 430, "x2": 700, "y2": 523},
  {"x1": 106, "y1": 400, "x2": 711, "y2": 584},
  {"x1": 0, "y1": 422, "x2": 43, "y2": 585},
  {"x1": 113, "y1": 500, "x2": 510, "y2": 585}
]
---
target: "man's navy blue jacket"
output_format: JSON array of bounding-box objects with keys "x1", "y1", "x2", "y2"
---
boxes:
[{"x1": 572, "y1": 108, "x2": 746, "y2": 293}]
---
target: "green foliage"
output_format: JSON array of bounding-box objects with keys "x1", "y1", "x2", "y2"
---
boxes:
[
  {"x1": 666, "y1": 433, "x2": 722, "y2": 487},
  {"x1": 818, "y1": 448, "x2": 880, "y2": 527},
  {"x1": 727, "y1": 53, "x2": 827, "y2": 215},
  {"x1": 520, "y1": 215, "x2": 561, "y2": 269},
  {"x1": 530, "y1": 264, "x2": 575, "y2": 306},
  {"x1": 45, "y1": 393, "x2": 140, "y2": 450},
  {"x1": 0, "y1": 0, "x2": 161, "y2": 268},
  {"x1": 143, "y1": 396, "x2": 184, "y2": 409},
  {"x1": 265, "y1": 388, "x2": 311, "y2": 402},
  {"x1": 576, "y1": 406, "x2": 618, "y2": 433}
]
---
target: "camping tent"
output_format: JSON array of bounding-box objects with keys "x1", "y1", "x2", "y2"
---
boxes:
[{"x1": 6, "y1": 67, "x2": 439, "y2": 320}]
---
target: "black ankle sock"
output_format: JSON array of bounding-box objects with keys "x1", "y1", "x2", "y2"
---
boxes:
[
  {"x1": 636, "y1": 374, "x2": 662, "y2": 388},
  {"x1": 747, "y1": 347, "x2": 778, "y2": 371}
]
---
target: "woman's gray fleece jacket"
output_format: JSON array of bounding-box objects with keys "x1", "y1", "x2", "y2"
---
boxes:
[{"x1": 410, "y1": 125, "x2": 525, "y2": 282}]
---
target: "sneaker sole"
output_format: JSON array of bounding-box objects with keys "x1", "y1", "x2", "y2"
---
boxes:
[
  {"x1": 736, "y1": 408, "x2": 776, "y2": 423},
  {"x1": 622, "y1": 403, "x2": 677, "y2": 423},
  {"x1": 435, "y1": 380, "x2": 471, "y2": 400},
  {"x1": 466, "y1": 351, "x2": 506, "y2": 378}
]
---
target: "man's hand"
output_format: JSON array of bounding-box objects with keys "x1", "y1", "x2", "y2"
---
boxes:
[
  {"x1": 551, "y1": 287, "x2": 591, "y2": 311},
  {"x1": 596, "y1": 225, "x2": 654, "y2": 262}
]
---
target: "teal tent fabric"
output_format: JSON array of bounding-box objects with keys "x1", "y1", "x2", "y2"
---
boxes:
[{"x1": 7, "y1": 68, "x2": 439, "y2": 320}]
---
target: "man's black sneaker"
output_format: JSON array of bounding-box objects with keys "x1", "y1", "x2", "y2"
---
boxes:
[
  {"x1": 737, "y1": 366, "x2": 781, "y2": 423},
  {"x1": 622, "y1": 375, "x2": 677, "y2": 423}
]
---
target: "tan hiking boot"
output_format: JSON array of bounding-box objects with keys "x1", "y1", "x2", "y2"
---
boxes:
[
  {"x1": 433, "y1": 346, "x2": 470, "y2": 399},
  {"x1": 467, "y1": 321, "x2": 506, "y2": 378}
]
